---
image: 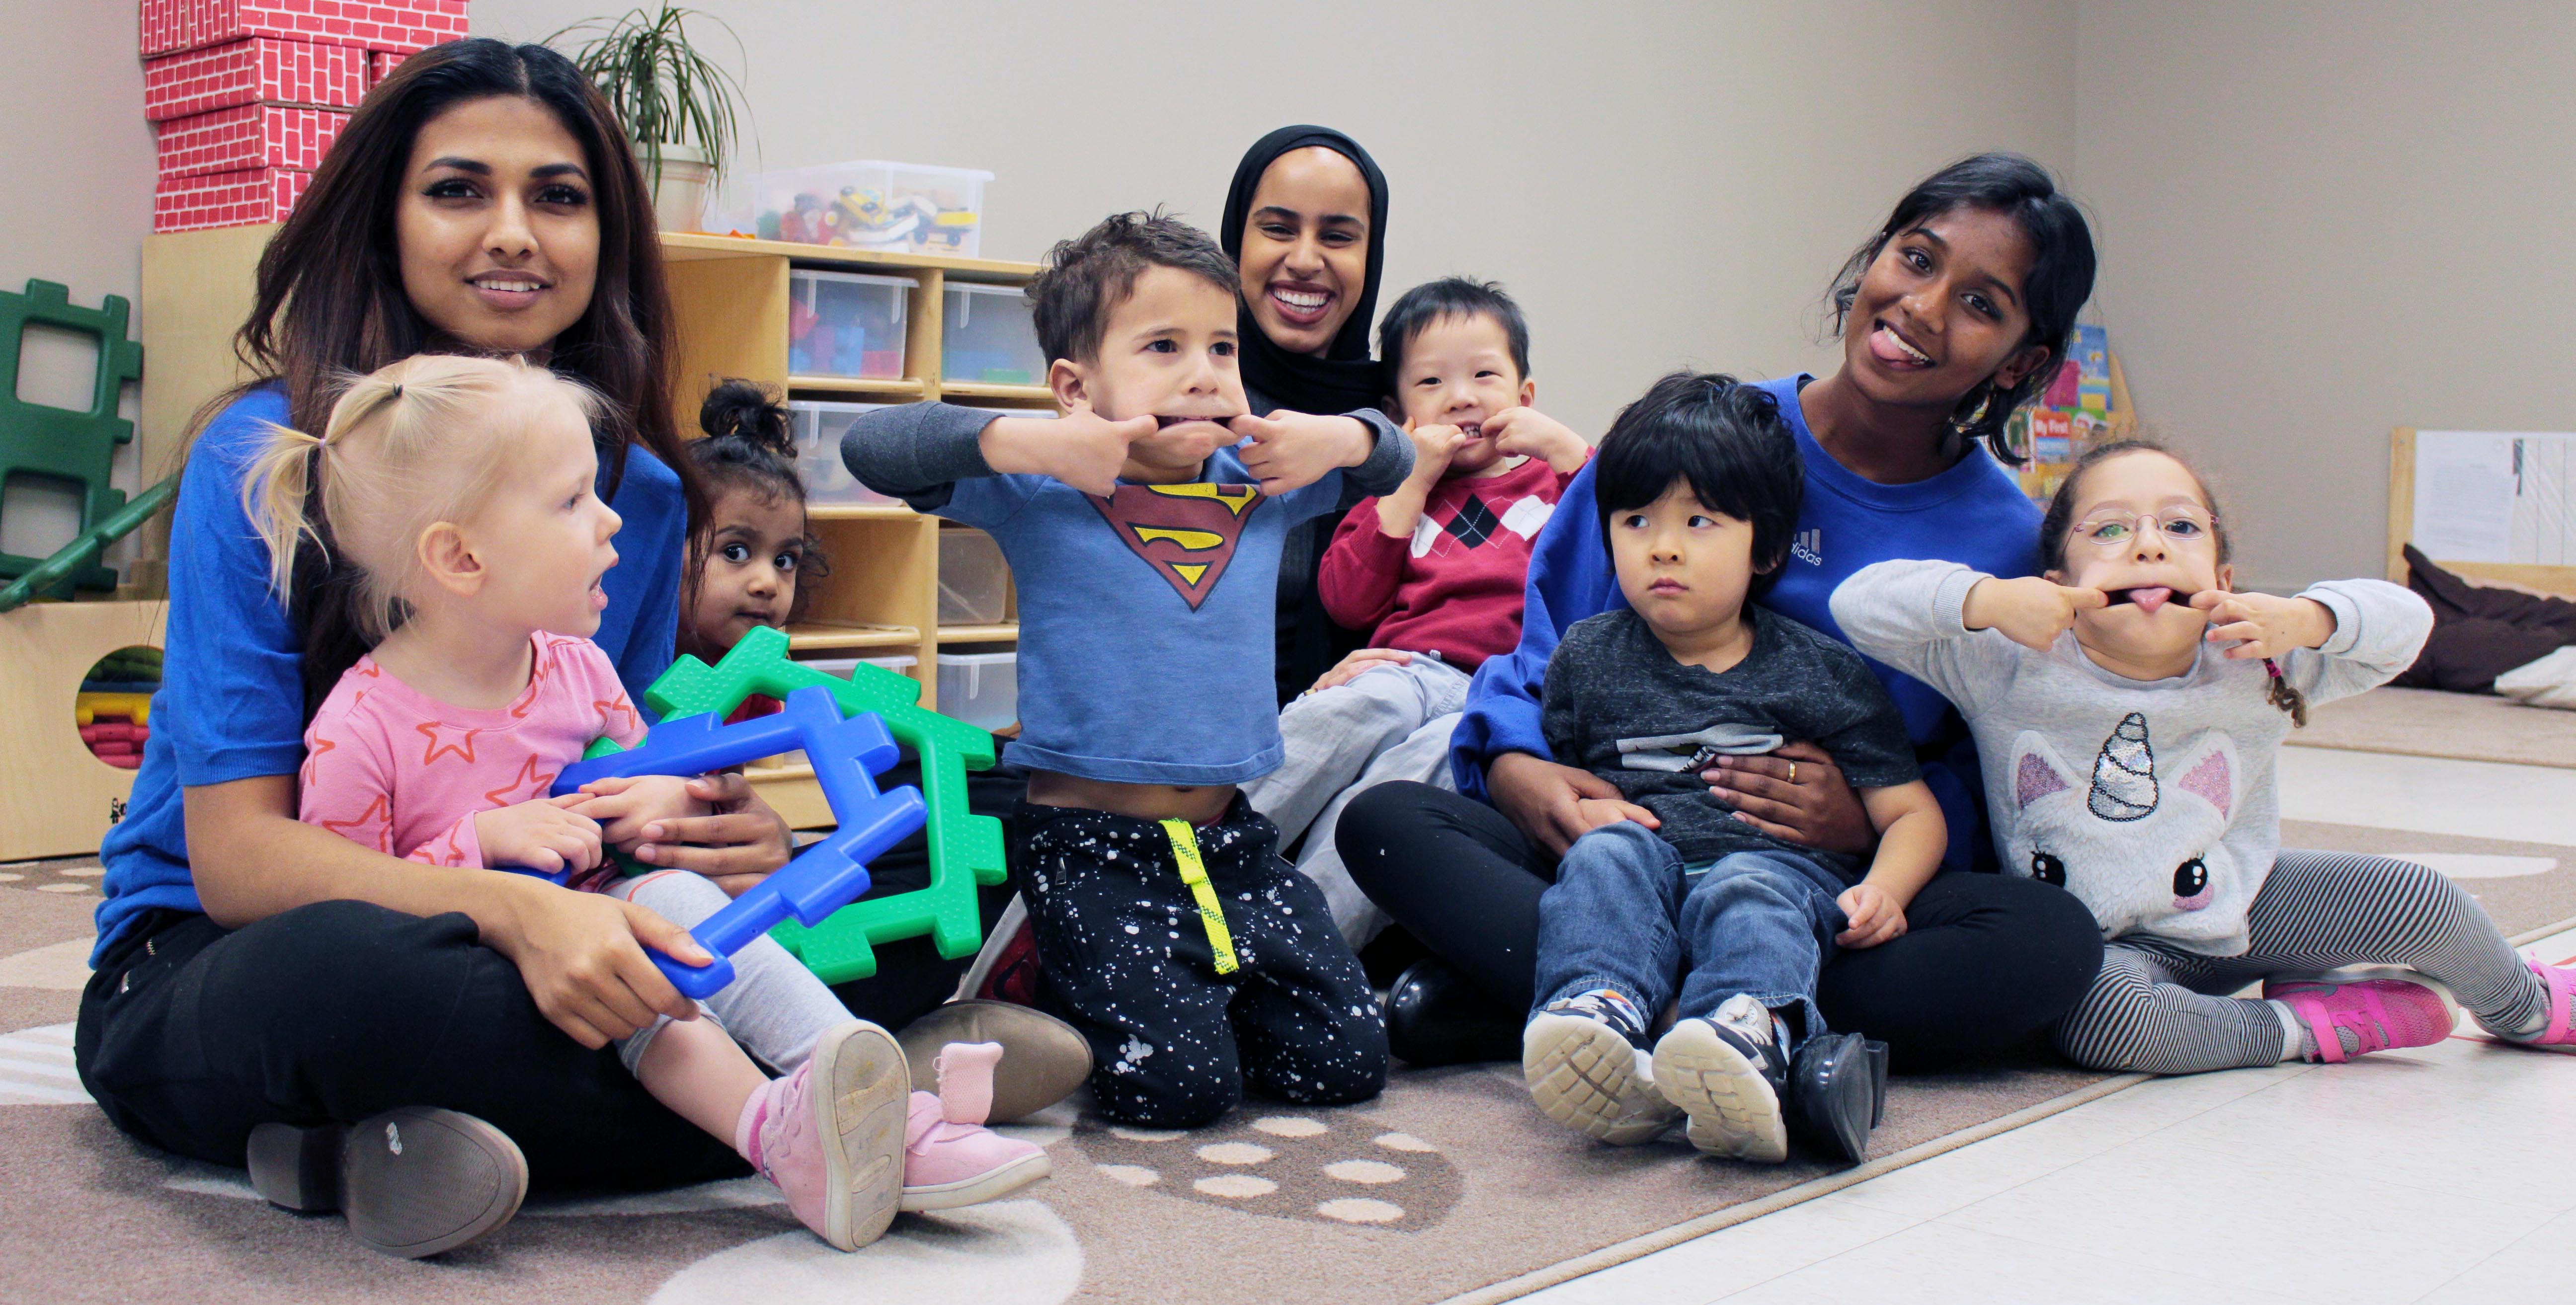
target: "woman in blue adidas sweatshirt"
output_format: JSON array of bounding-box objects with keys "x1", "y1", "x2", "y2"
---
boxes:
[{"x1": 1341, "y1": 154, "x2": 2108, "y2": 1071}]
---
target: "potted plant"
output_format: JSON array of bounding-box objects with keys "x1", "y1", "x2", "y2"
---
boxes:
[{"x1": 552, "y1": 5, "x2": 749, "y2": 231}]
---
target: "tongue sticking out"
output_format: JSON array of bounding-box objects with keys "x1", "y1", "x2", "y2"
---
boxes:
[{"x1": 2115, "y1": 586, "x2": 2175, "y2": 613}]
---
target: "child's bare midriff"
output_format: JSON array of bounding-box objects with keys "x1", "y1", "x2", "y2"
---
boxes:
[{"x1": 1026, "y1": 771, "x2": 1236, "y2": 826}]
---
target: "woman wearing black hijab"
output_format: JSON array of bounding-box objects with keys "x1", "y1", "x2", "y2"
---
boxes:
[{"x1": 1218, "y1": 126, "x2": 1401, "y2": 701}]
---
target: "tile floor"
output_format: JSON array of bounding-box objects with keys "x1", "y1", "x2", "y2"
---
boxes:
[{"x1": 1523, "y1": 748, "x2": 2576, "y2": 1305}]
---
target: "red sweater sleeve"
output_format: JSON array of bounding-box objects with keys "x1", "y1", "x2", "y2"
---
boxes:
[{"x1": 1316, "y1": 498, "x2": 1412, "y2": 632}]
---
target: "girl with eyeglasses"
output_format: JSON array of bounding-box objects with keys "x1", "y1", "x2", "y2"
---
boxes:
[{"x1": 1834, "y1": 440, "x2": 2576, "y2": 1073}]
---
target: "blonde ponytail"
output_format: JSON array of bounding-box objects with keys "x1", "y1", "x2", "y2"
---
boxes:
[{"x1": 236, "y1": 354, "x2": 603, "y2": 643}]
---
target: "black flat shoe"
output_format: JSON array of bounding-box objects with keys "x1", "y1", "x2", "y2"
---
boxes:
[
  {"x1": 1384, "y1": 957, "x2": 1522, "y2": 1067},
  {"x1": 1784, "y1": 1032, "x2": 1888, "y2": 1164},
  {"x1": 247, "y1": 1107, "x2": 527, "y2": 1259}
]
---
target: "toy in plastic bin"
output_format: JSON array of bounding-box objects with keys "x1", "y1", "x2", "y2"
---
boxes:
[
  {"x1": 641, "y1": 625, "x2": 1008, "y2": 983},
  {"x1": 544, "y1": 686, "x2": 928, "y2": 999}
]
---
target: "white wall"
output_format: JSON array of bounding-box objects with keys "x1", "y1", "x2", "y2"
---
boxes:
[
  {"x1": 2074, "y1": 1, "x2": 2576, "y2": 591},
  {"x1": 0, "y1": 2, "x2": 156, "y2": 561},
  {"x1": 474, "y1": 0, "x2": 2078, "y2": 436}
]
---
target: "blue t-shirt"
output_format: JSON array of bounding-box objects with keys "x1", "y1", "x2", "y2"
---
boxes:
[
  {"x1": 933, "y1": 450, "x2": 1346, "y2": 787},
  {"x1": 93, "y1": 384, "x2": 688, "y2": 960},
  {"x1": 1451, "y1": 373, "x2": 2041, "y2": 872}
]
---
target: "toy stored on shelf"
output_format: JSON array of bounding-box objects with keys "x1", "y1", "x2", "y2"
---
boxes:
[
  {"x1": 724, "y1": 160, "x2": 992, "y2": 258},
  {"x1": 553, "y1": 686, "x2": 927, "y2": 998},
  {"x1": 637, "y1": 624, "x2": 1008, "y2": 982}
]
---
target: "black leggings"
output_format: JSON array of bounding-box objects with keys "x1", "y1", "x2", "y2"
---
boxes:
[
  {"x1": 75, "y1": 903, "x2": 748, "y2": 1190},
  {"x1": 1337, "y1": 782, "x2": 2105, "y2": 1071}
]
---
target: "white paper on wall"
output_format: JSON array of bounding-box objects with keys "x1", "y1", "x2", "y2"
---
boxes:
[{"x1": 2414, "y1": 430, "x2": 2576, "y2": 565}]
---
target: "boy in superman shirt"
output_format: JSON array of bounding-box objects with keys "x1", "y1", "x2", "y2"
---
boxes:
[
  {"x1": 1244, "y1": 279, "x2": 1590, "y2": 949},
  {"x1": 842, "y1": 211, "x2": 1407, "y2": 1127}
]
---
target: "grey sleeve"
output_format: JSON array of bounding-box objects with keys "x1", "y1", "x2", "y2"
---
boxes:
[
  {"x1": 1830, "y1": 558, "x2": 2024, "y2": 717},
  {"x1": 839, "y1": 401, "x2": 1002, "y2": 510},
  {"x1": 1539, "y1": 618, "x2": 1607, "y2": 765},
  {"x1": 2280, "y1": 578, "x2": 2434, "y2": 706},
  {"x1": 1344, "y1": 407, "x2": 1414, "y2": 495}
]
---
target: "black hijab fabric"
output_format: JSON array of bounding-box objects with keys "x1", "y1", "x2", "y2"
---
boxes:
[{"x1": 1220, "y1": 125, "x2": 1390, "y2": 416}]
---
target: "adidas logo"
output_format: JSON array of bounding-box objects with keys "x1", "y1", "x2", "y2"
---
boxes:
[{"x1": 1791, "y1": 528, "x2": 1824, "y2": 566}]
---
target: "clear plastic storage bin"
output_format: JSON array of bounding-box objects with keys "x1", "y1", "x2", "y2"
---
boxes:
[
  {"x1": 724, "y1": 160, "x2": 991, "y2": 258},
  {"x1": 937, "y1": 652, "x2": 1018, "y2": 731},
  {"x1": 799, "y1": 654, "x2": 918, "y2": 680},
  {"x1": 789, "y1": 269, "x2": 909, "y2": 380},
  {"x1": 937, "y1": 528, "x2": 1010, "y2": 625},
  {"x1": 787, "y1": 400, "x2": 897, "y2": 507},
  {"x1": 942, "y1": 283, "x2": 1046, "y2": 385}
]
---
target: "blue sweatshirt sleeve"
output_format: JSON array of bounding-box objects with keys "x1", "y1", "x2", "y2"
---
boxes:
[{"x1": 1449, "y1": 458, "x2": 1624, "y2": 800}]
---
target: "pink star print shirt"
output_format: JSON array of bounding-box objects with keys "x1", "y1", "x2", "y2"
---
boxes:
[{"x1": 297, "y1": 632, "x2": 647, "y2": 869}]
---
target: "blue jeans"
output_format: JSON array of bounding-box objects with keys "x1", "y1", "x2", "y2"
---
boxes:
[{"x1": 1533, "y1": 821, "x2": 1847, "y2": 1042}]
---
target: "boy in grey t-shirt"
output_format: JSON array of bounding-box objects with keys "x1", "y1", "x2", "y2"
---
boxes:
[{"x1": 1523, "y1": 374, "x2": 1946, "y2": 1166}]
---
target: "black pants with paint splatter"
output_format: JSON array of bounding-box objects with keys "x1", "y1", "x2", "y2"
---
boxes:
[{"x1": 1016, "y1": 796, "x2": 1388, "y2": 1128}]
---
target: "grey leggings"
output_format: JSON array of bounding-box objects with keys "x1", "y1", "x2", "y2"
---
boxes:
[
  {"x1": 609, "y1": 870, "x2": 854, "y2": 1075},
  {"x1": 2054, "y1": 849, "x2": 2549, "y2": 1074}
]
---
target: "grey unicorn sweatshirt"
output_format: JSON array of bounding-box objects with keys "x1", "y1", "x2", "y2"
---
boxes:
[{"x1": 1831, "y1": 561, "x2": 2432, "y2": 955}]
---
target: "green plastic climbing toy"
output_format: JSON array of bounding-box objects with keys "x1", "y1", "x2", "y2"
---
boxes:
[
  {"x1": 593, "y1": 625, "x2": 1007, "y2": 982},
  {"x1": 0, "y1": 280, "x2": 148, "y2": 600}
]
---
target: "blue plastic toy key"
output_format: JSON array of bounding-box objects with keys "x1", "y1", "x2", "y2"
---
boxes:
[{"x1": 547, "y1": 686, "x2": 928, "y2": 998}]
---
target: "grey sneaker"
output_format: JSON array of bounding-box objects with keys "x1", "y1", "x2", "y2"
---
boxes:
[
  {"x1": 1653, "y1": 995, "x2": 1791, "y2": 1163},
  {"x1": 248, "y1": 1107, "x2": 527, "y2": 1258},
  {"x1": 1523, "y1": 991, "x2": 1679, "y2": 1145},
  {"x1": 895, "y1": 999, "x2": 1092, "y2": 1124}
]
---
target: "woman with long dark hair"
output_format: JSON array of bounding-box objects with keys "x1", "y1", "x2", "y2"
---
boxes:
[
  {"x1": 79, "y1": 39, "x2": 801, "y2": 1258},
  {"x1": 1340, "y1": 155, "x2": 2111, "y2": 1089}
]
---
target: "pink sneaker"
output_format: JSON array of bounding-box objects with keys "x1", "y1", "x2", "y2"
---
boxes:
[
  {"x1": 2264, "y1": 975, "x2": 2453, "y2": 1063},
  {"x1": 2507, "y1": 960, "x2": 2576, "y2": 1053},
  {"x1": 736, "y1": 1021, "x2": 908, "y2": 1250},
  {"x1": 898, "y1": 1041, "x2": 1052, "y2": 1212}
]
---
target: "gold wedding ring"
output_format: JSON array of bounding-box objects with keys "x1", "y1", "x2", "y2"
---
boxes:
[{"x1": 1787, "y1": 761, "x2": 1799, "y2": 784}]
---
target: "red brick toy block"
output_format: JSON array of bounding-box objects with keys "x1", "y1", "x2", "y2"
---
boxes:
[
  {"x1": 143, "y1": 35, "x2": 371, "y2": 121},
  {"x1": 155, "y1": 104, "x2": 349, "y2": 179},
  {"x1": 140, "y1": 1, "x2": 471, "y2": 59},
  {"x1": 153, "y1": 165, "x2": 315, "y2": 232}
]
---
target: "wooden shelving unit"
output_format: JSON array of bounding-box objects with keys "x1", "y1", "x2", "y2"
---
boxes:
[{"x1": 141, "y1": 226, "x2": 1046, "y2": 826}]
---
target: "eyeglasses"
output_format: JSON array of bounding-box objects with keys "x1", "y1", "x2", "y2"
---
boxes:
[{"x1": 2067, "y1": 508, "x2": 2219, "y2": 552}]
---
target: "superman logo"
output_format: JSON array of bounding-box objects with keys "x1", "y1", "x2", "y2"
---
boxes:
[{"x1": 1088, "y1": 482, "x2": 1264, "y2": 609}]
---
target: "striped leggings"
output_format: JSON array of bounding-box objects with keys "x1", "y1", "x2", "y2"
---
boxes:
[{"x1": 2053, "y1": 850, "x2": 2549, "y2": 1074}]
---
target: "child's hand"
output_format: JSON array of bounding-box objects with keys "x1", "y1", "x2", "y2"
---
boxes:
[
  {"x1": 1232, "y1": 411, "x2": 1372, "y2": 496},
  {"x1": 1963, "y1": 575, "x2": 2110, "y2": 651},
  {"x1": 1403, "y1": 421, "x2": 1468, "y2": 483},
  {"x1": 476, "y1": 796, "x2": 604, "y2": 875},
  {"x1": 1307, "y1": 647, "x2": 1414, "y2": 693},
  {"x1": 1836, "y1": 882, "x2": 1909, "y2": 949},
  {"x1": 2191, "y1": 590, "x2": 2335, "y2": 660},
  {"x1": 982, "y1": 409, "x2": 1159, "y2": 497},
  {"x1": 567, "y1": 774, "x2": 712, "y2": 851},
  {"x1": 1482, "y1": 407, "x2": 1590, "y2": 471}
]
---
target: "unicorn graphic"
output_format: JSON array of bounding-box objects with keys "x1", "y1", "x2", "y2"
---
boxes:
[{"x1": 2002, "y1": 712, "x2": 2242, "y2": 940}]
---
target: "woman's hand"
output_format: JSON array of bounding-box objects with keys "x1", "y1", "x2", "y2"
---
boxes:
[
  {"x1": 1309, "y1": 647, "x2": 1414, "y2": 693},
  {"x1": 627, "y1": 773, "x2": 796, "y2": 896},
  {"x1": 485, "y1": 878, "x2": 710, "y2": 1049},
  {"x1": 1963, "y1": 575, "x2": 2109, "y2": 651},
  {"x1": 1488, "y1": 751, "x2": 1659, "y2": 857},
  {"x1": 2192, "y1": 591, "x2": 2335, "y2": 660},
  {"x1": 565, "y1": 774, "x2": 709, "y2": 850},
  {"x1": 474, "y1": 796, "x2": 603, "y2": 875},
  {"x1": 1232, "y1": 411, "x2": 1372, "y2": 497},
  {"x1": 1705, "y1": 741, "x2": 1874, "y2": 857}
]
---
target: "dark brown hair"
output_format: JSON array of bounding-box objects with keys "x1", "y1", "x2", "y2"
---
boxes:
[
  {"x1": 196, "y1": 37, "x2": 701, "y2": 710},
  {"x1": 1029, "y1": 209, "x2": 1238, "y2": 365},
  {"x1": 2040, "y1": 439, "x2": 2307, "y2": 724},
  {"x1": 678, "y1": 380, "x2": 827, "y2": 662}
]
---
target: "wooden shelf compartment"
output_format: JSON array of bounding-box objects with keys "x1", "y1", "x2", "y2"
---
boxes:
[
  {"x1": 787, "y1": 375, "x2": 925, "y2": 400},
  {"x1": 661, "y1": 231, "x2": 1039, "y2": 279},
  {"x1": 806, "y1": 502, "x2": 916, "y2": 522},
  {"x1": 937, "y1": 381, "x2": 1056, "y2": 406},
  {"x1": 784, "y1": 622, "x2": 919, "y2": 651}
]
